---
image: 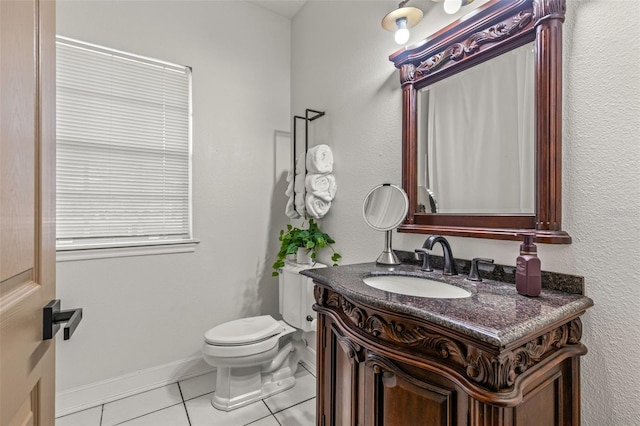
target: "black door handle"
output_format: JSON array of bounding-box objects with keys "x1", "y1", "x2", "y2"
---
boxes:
[{"x1": 43, "y1": 299, "x2": 83, "y2": 340}]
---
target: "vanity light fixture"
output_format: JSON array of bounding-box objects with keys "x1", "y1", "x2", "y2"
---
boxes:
[
  {"x1": 382, "y1": 0, "x2": 424, "y2": 45},
  {"x1": 440, "y1": 0, "x2": 475, "y2": 15}
]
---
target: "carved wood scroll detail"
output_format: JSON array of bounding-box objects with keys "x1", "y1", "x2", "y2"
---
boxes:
[
  {"x1": 533, "y1": 0, "x2": 566, "y2": 25},
  {"x1": 340, "y1": 297, "x2": 467, "y2": 366},
  {"x1": 366, "y1": 353, "x2": 398, "y2": 378},
  {"x1": 313, "y1": 285, "x2": 324, "y2": 307},
  {"x1": 400, "y1": 64, "x2": 415, "y2": 87},
  {"x1": 337, "y1": 334, "x2": 364, "y2": 364},
  {"x1": 413, "y1": 11, "x2": 533, "y2": 80},
  {"x1": 317, "y1": 287, "x2": 583, "y2": 392},
  {"x1": 466, "y1": 318, "x2": 581, "y2": 391}
]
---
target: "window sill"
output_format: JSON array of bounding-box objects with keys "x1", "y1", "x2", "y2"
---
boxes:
[{"x1": 56, "y1": 239, "x2": 199, "y2": 262}]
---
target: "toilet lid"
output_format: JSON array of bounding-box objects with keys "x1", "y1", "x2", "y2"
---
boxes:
[{"x1": 204, "y1": 315, "x2": 282, "y2": 345}]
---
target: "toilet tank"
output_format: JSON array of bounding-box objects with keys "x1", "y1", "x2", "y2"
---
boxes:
[{"x1": 279, "y1": 262, "x2": 326, "y2": 332}]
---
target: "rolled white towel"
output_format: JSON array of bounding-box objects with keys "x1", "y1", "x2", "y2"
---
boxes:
[
  {"x1": 305, "y1": 174, "x2": 337, "y2": 202},
  {"x1": 285, "y1": 195, "x2": 300, "y2": 219},
  {"x1": 285, "y1": 168, "x2": 294, "y2": 197},
  {"x1": 287, "y1": 153, "x2": 306, "y2": 216},
  {"x1": 285, "y1": 169, "x2": 297, "y2": 218},
  {"x1": 305, "y1": 194, "x2": 331, "y2": 219},
  {"x1": 295, "y1": 192, "x2": 306, "y2": 217},
  {"x1": 294, "y1": 172, "x2": 305, "y2": 194},
  {"x1": 285, "y1": 182, "x2": 294, "y2": 198},
  {"x1": 294, "y1": 153, "x2": 306, "y2": 194},
  {"x1": 295, "y1": 152, "x2": 305, "y2": 173},
  {"x1": 306, "y1": 144, "x2": 333, "y2": 174}
]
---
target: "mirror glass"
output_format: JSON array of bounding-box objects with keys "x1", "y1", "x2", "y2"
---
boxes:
[
  {"x1": 416, "y1": 43, "x2": 535, "y2": 215},
  {"x1": 363, "y1": 184, "x2": 409, "y2": 231},
  {"x1": 363, "y1": 184, "x2": 409, "y2": 265}
]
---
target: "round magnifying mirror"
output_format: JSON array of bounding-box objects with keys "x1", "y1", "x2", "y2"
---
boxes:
[{"x1": 362, "y1": 184, "x2": 409, "y2": 265}]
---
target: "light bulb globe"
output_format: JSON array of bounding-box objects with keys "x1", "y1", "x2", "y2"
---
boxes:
[
  {"x1": 395, "y1": 28, "x2": 410, "y2": 44},
  {"x1": 443, "y1": 0, "x2": 462, "y2": 14}
]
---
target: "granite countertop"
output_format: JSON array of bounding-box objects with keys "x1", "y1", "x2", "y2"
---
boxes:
[{"x1": 302, "y1": 262, "x2": 594, "y2": 348}]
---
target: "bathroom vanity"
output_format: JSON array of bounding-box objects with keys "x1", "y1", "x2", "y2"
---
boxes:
[
  {"x1": 303, "y1": 0, "x2": 589, "y2": 423},
  {"x1": 304, "y1": 263, "x2": 592, "y2": 426}
]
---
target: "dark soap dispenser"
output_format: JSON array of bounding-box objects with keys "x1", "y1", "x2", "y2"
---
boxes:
[{"x1": 516, "y1": 234, "x2": 541, "y2": 297}]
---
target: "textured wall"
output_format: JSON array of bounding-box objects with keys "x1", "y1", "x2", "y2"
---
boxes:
[
  {"x1": 56, "y1": 0, "x2": 291, "y2": 392},
  {"x1": 291, "y1": 0, "x2": 640, "y2": 424},
  {"x1": 562, "y1": 2, "x2": 640, "y2": 424}
]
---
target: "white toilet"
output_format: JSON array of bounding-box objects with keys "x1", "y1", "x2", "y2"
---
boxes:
[{"x1": 202, "y1": 262, "x2": 323, "y2": 411}]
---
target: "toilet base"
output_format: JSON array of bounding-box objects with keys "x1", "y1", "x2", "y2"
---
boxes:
[
  {"x1": 202, "y1": 317, "x2": 306, "y2": 412},
  {"x1": 211, "y1": 362, "x2": 298, "y2": 411}
]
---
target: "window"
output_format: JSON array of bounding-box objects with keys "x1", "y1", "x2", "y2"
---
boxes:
[{"x1": 56, "y1": 37, "x2": 193, "y2": 256}]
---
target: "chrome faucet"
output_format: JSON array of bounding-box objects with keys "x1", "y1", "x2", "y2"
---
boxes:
[{"x1": 422, "y1": 235, "x2": 458, "y2": 275}]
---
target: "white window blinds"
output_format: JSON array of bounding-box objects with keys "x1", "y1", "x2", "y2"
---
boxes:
[{"x1": 56, "y1": 37, "x2": 192, "y2": 248}]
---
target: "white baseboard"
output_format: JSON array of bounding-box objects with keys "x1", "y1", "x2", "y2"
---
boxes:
[
  {"x1": 55, "y1": 356, "x2": 214, "y2": 417},
  {"x1": 57, "y1": 343, "x2": 317, "y2": 417}
]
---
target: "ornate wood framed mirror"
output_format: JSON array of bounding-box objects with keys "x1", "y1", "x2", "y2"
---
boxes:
[{"x1": 390, "y1": 0, "x2": 570, "y2": 243}]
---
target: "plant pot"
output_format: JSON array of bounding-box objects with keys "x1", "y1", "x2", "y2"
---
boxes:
[{"x1": 296, "y1": 247, "x2": 312, "y2": 264}]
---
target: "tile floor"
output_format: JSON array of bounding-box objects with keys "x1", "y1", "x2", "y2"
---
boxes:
[{"x1": 56, "y1": 364, "x2": 316, "y2": 426}]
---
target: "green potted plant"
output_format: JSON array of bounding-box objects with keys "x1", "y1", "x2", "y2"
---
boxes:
[{"x1": 272, "y1": 218, "x2": 341, "y2": 276}]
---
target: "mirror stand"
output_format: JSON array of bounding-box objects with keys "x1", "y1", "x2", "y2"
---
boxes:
[{"x1": 376, "y1": 230, "x2": 400, "y2": 265}]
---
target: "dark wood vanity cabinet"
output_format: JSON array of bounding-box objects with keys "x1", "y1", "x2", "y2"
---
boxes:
[
  {"x1": 318, "y1": 314, "x2": 467, "y2": 426},
  {"x1": 314, "y1": 284, "x2": 586, "y2": 426}
]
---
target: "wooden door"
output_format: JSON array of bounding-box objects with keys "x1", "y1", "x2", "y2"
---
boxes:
[{"x1": 0, "y1": 0, "x2": 56, "y2": 424}]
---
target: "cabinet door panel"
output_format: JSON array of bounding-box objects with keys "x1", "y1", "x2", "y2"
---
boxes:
[
  {"x1": 514, "y1": 364, "x2": 568, "y2": 426},
  {"x1": 319, "y1": 317, "x2": 363, "y2": 426},
  {"x1": 381, "y1": 376, "x2": 450, "y2": 426},
  {"x1": 366, "y1": 357, "x2": 455, "y2": 426},
  {"x1": 333, "y1": 335, "x2": 356, "y2": 425}
]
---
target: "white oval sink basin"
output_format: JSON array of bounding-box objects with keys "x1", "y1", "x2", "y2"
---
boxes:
[{"x1": 363, "y1": 275, "x2": 471, "y2": 299}]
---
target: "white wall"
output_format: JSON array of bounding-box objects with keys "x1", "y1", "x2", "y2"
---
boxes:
[
  {"x1": 291, "y1": 1, "x2": 640, "y2": 425},
  {"x1": 55, "y1": 0, "x2": 291, "y2": 407}
]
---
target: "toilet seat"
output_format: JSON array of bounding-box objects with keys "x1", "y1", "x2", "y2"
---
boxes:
[
  {"x1": 203, "y1": 317, "x2": 296, "y2": 358},
  {"x1": 205, "y1": 315, "x2": 281, "y2": 346}
]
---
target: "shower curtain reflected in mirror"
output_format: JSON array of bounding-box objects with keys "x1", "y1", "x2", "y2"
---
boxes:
[{"x1": 417, "y1": 43, "x2": 535, "y2": 214}]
